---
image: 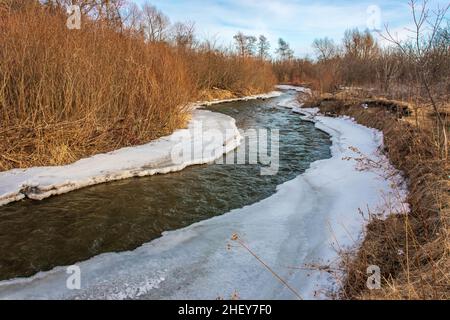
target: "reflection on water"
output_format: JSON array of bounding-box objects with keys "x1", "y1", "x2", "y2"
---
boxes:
[{"x1": 0, "y1": 92, "x2": 331, "y2": 280}]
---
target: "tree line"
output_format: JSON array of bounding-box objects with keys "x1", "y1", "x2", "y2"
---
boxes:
[{"x1": 34, "y1": 0, "x2": 296, "y2": 61}]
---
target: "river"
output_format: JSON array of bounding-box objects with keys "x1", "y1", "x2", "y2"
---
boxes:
[{"x1": 0, "y1": 90, "x2": 331, "y2": 282}]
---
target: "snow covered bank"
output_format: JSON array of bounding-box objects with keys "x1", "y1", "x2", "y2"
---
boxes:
[
  {"x1": 195, "y1": 91, "x2": 282, "y2": 107},
  {"x1": 0, "y1": 94, "x2": 408, "y2": 300},
  {"x1": 0, "y1": 110, "x2": 241, "y2": 206},
  {"x1": 276, "y1": 85, "x2": 312, "y2": 95}
]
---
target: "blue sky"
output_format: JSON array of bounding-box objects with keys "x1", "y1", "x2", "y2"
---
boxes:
[{"x1": 134, "y1": 0, "x2": 449, "y2": 57}]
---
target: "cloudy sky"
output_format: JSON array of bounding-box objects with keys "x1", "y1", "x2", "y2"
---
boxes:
[{"x1": 134, "y1": 0, "x2": 449, "y2": 57}]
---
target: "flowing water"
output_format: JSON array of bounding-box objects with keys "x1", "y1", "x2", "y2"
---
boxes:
[{"x1": 0, "y1": 91, "x2": 331, "y2": 281}]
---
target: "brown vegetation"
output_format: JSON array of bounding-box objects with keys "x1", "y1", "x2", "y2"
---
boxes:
[
  {"x1": 0, "y1": 3, "x2": 191, "y2": 170},
  {"x1": 0, "y1": 1, "x2": 276, "y2": 170}
]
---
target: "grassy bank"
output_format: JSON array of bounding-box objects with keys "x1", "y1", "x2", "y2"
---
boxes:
[
  {"x1": 0, "y1": 2, "x2": 276, "y2": 171},
  {"x1": 304, "y1": 89, "x2": 449, "y2": 299}
]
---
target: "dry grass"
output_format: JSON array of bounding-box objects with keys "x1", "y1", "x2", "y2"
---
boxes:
[
  {"x1": 189, "y1": 49, "x2": 276, "y2": 98},
  {"x1": 0, "y1": 4, "x2": 193, "y2": 170},
  {"x1": 304, "y1": 90, "x2": 449, "y2": 300},
  {"x1": 0, "y1": 3, "x2": 276, "y2": 171},
  {"x1": 197, "y1": 88, "x2": 239, "y2": 102}
]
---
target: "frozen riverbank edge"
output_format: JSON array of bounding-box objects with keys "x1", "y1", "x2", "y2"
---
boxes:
[
  {"x1": 0, "y1": 91, "x2": 282, "y2": 207},
  {"x1": 0, "y1": 89, "x2": 408, "y2": 300}
]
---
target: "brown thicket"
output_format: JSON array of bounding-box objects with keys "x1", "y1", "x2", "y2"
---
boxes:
[{"x1": 0, "y1": 1, "x2": 276, "y2": 170}]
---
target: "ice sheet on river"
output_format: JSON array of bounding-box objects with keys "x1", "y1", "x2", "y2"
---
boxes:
[{"x1": 0, "y1": 96, "x2": 408, "y2": 300}]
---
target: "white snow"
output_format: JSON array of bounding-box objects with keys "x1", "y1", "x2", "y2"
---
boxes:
[
  {"x1": 276, "y1": 85, "x2": 312, "y2": 95},
  {"x1": 0, "y1": 110, "x2": 241, "y2": 206},
  {"x1": 195, "y1": 91, "x2": 282, "y2": 107},
  {"x1": 0, "y1": 93, "x2": 408, "y2": 300}
]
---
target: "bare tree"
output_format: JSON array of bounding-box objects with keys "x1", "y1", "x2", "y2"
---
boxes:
[
  {"x1": 142, "y1": 2, "x2": 170, "y2": 42},
  {"x1": 375, "y1": 47, "x2": 401, "y2": 93},
  {"x1": 343, "y1": 29, "x2": 379, "y2": 60},
  {"x1": 172, "y1": 21, "x2": 196, "y2": 48},
  {"x1": 121, "y1": 2, "x2": 142, "y2": 30},
  {"x1": 233, "y1": 32, "x2": 247, "y2": 56},
  {"x1": 103, "y1": 0, "x2": 125, "y2": 29},
  {"x1": 233, "y1": 32, "x2": 257, "y2": 57},
  {"x1": 381, "y1": 0, "x2": 449, "y2": 159},
  {"x1": 340, "y1": 29, "x2": 379, "y2": 84},
  {"x1": 257, "y1": 35, "x2": 271, "y2": 60},
  {"x1": 245, "y1": 35, "x2": 257, "y2": 56},
  {"x1": 42, "y1": 0, "x2": 125, "y2": 26},
  {"x1": 312, "y1": 37, "x2": 338, "y2": 61},
  {"x1": 276, "y1": 38, "x2": 294, "y2": 60}
]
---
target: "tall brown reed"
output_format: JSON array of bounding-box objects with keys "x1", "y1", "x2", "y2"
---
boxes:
[{"x1": 0, "y1": 3, "x2": 276, "y2": 170}]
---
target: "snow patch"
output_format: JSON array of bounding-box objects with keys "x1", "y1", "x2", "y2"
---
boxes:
[
  {"x1": 194, "y1": 91, "x2": 282, "y2": 108},
  {"x1": 276, "y1": 85, "x2": 312, "y2": 95}
]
